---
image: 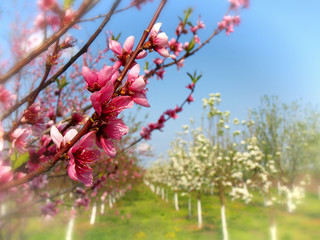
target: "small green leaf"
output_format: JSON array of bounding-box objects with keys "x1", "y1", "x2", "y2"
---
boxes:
[
  {"x1": 12, "y1": 152, "x2": 29, "y2": 170},
  {"x1": 112, "y1": 33, "x2": 121, "y2": 41},
  {"x1": 64, "y1": 0, "x2": 75, "y2": 9},
  {"x1": 187, "y1": 38, "x2": 195, "y2": 53}
]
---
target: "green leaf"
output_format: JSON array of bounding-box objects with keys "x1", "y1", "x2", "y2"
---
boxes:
[
  {"x1": 187, "y1": 38, "x2": 195, "y2": 53},
  {"x1": 183, "y1": 8, "x2": 193, "y2": 24},
  {"x1": 64, "y1": 0, "x2": 75, "y2": 9},
  {"x1": 12, "y1": 152, "x2": 29, "y2": 170}
]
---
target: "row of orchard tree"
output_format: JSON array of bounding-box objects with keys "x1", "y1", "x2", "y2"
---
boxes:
[{"x1": 145, "y1": 93, "x2": 320, "y2": 240}]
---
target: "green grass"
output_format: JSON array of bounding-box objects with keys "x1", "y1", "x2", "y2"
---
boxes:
[{"x1": 13, "y1": 184, "x2": 320, "y2": 240}]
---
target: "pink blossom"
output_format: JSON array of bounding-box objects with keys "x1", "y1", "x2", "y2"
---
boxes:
[
  {"x1": 0, "y1": 163, "x2": 13, "y2": 184},
  {"x1": 153, "y1": 58, "x2": 164, "y2": 66},
  {"x1": 0, "y1": 123, "x2": 3, "y2": 151},
  {"x1": 218, "y1": 16, "x2": 240, "y2": 35},
  {"x1": 50, "y1": 125, "x2": 77, "y2": 149},
  {"x1": 194, "y1": 35, "x2": 201, "y2": 44},
  {"x1": 63, "y1": 9, "x2": 81, "y2": 29},
  {"x1": 11, "y1": 128, "x2": 30, "y2": 154},
  {"x1": 0, "y1": 85, "x2": 16, "y2": 111},
  {"x1": 169, "y1": 38, "x2": 183, "y2": 57},
  {"x1": 90, "y1": 81, "x2": 114, "y2": 115},
  {"x1": 37, "y1": 0, "x2": 57, "y2": 11},
  {"x1": 187, "y1": 94, "x2": 194, "y2": 103},
  {"x1": 109, "y1": 36, "x2": 147, "y2": 69},
  {"x1": 124, "y1": 64, "x2": 150, "y2": 107},
  {"x1": 176, "y1": 59, "x2": 184, "y2": 71},
  {"x1": 68, "y1": 132, "x2": 100, "y2": 186},
  {"x1": 41, "y1": 202, "x2": 59, "y2": 220},
  {"x1": 82, "y1": 65, "x2": 118, "y2": 92},
  {"x1": 156, "y1": 67, "x2": 165, "y2": 80},
  {"x1": 147, "y1": 23, "x2": 170, "y2": 58},
  {"x1": 101, "y1": 96, "x2": 134, "y2": 118},
  {"x1": 229, "y1": 0, "x2": 249, "y2": 10},
  {"x1": 95, "y1": 119, "x2": 129, "y2": 157},
  {"x1": 186, "y1": 82, "x2": 195, "y2": 90}
]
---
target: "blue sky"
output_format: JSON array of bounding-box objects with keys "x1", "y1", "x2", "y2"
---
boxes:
[{"x1": 1, "y1": 1, "x2": 319, "y2": 162}]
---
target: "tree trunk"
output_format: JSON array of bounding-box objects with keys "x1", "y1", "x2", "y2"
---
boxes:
[
  {"x1": 188, "y1": 193, "x2": 192, "y2": 218},
  {"x1": 90, "y1": 203, "x2": 97, "y2": 225},
  {"x1": 108, "y1": 196, "x2": 113, "y2": 208},
  {"x1": 197, "y1": 194, "x2": 202, "y2": 228},
  {"x1": 161, "y1": 187, "x2": 165, "y2": 200},
  {"x1": 66, "y1": 214, "x2": 75, "y2": 240},
  {"x1": 270, "y1": 210, "x2": 277, "y2": 240},
  {"x1": 174, "y1": 191, "x2": 179, "y2": 211},
  {"x1": 219, "y1": 186, "x2": 228, "y2": 240},
  {"x1": 100, "y1": 202, "x2": 105, "y2": 215}
]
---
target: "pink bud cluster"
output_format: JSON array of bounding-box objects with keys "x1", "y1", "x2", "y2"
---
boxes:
[
  {"x1": 218, "y1": 16, "x2": 241, "y2": 35},
  {"x1": 229, "y1": 0, "x2": 249, "y2": 10}
]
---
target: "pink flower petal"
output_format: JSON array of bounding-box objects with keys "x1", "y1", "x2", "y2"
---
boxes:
[
  {"x1": 109, "y1": 40, "x2": 122, "y2": 55},
  {"x1": 98, "y1": 66, "x2": 115, "y2": 87},
  {"x1": 63, "y1": 129, "x2": 78, "y2": 145},
  {"x1": 155, "y1": 47, "x2": 170, "y2": 58},
  {"x1": 123, "y1": 36, "x2": 134, "y2": 52},
  {"x1": 82, "y1": 66, "x2": 97, "y2": 88},
  {"x1": 150, "y1": 22, "x2": 162, "y2": 38},
  {"x1": 50, "y1": 126, "x2": 63, "y2": 148},
  {"x1": 136, "y1": 51, "x2": 147, "y2": 59},
  {"x1": 132, "y1": 93, "x2": 150, "y2": 107},
  {"x1": 127, "y1": 64, "x2": 140, "y2": 82},
  {"x1": 100, "y1": 138, "x2": 116, "y2": 157},
  {"x1": 130, "y1": 76, "x2": 145, "y2": 92},
  {"x1": 105, "y1": 119, "x2": 129, "y2": 141},
  {"x1": 90, "y1": 91, "x2": 102, "y2": 115}
]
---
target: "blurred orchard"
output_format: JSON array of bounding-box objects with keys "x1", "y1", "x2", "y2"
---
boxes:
[{"x1": 0, "y1": 0, "x2": 319, "y2": 240}]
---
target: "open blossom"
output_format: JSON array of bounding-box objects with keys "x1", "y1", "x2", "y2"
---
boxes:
[
  {"x1": 82, "y1": 65, "x2": 118, "y2": 92},
  {"x1": 0, "y1": 85, "x2": 16, "y2": 111},
  {"x1": 169, "y1": 38, "x2": 183, "y2": 58},
  {"x1": 50, "y1": 125, "x2": 77, "y2": 149},
  {"x1": 0, "y1": 123, "x2": 3, "y2": 151},
  {"x1": 121, "y1": 64, "x2": 150, "y2": 107},
  {"x1": 190, "y1": 17, "x2": 206, "y2": 34},
  {"x1": 0, "y1": 162, "x2": 13, "y2": 184},
  {"x1": 68, "y1": 131, "x2": 100, "y2": 186},
  {"x1": 95, "y1": 119, "x2": 129, "y2": 157},
  {"x1": 144, "y1": 23, "x2": 170, "y2": 58},
  {"x1": 229, "y1": 0, "x2": 249, "y2": 10},
  {"x1": 109, "y1": 36, "x2": 147, "y2": 69},
  {"x1": 11, "y1": 128, "x2": 30, "y2": 154},
  {"x1": 37, "y1": 0, "x2": 57, "y2": 11}
]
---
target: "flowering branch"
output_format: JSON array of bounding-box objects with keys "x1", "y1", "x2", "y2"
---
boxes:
[{"x1": 0, "y1": 0, "x2": 94, "y2": 84}]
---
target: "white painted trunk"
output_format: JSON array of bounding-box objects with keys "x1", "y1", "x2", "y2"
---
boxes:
[
  {"x1": 174, "y1": 192, "x2": 179, "y2": 211},
  {"x1": 66, "y1": 215, "x2": 75, "y2": 240},
  {"x1": 90, "y1": 203, "x2": 97, "y2": 225},
  {"x1": 197, "y1": 198, "x2": 202, "y2": 228},
  {"x1": 161, "y1": 188, "x2": 165, "y2": 200},
  {"x1": 109, "y1": 196, "x2": 113, "y2": 208},
  {"x1": 112, "y1": 197, "x2": 116, "y2": 204},
  {"x1": 277, "y1": 181, "x2": 281, "y2": 195},
  {"x1": 270, "y1": 221, "x2": 277, "y2": 240},
  {"x1": 188, "y1": 195, "x2": 192, "y2": 218},
  {"x1": 221, "y1": 205, "x2": 229, "y2": 240},
  {"x1": 100, "y1": 202, "x2": 105, "y2": 215},
  {"x1": 287, "y1": 192, "x2": 294, "y2": 213},
  {"x1": 165, "y1": 189, "x2": 168, "y2": 202},
  {"x1": 1, "y1": 204, "x2": 6, "y2": 216},
  {"x1": 210, "y1": 185, "x2": 214, "y2": 195}
]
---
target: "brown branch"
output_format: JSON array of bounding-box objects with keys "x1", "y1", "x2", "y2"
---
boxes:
[
  {"x1": 0, "y1": 0, "x2": 121, "y2": 121},
  {"x1": 0, "y1": 0, "x2": 94, "y2": 85},
  {"x1": 0, "y1": 115, "x2": 94, "y2": 192},
  {"x1": 114, "y1": 0, "x2": 167, "y2": 90}
]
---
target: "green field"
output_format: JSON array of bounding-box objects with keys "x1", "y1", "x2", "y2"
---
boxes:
[{"x1": 20, "y1": 184, "x2": 320, "y2": 240}]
